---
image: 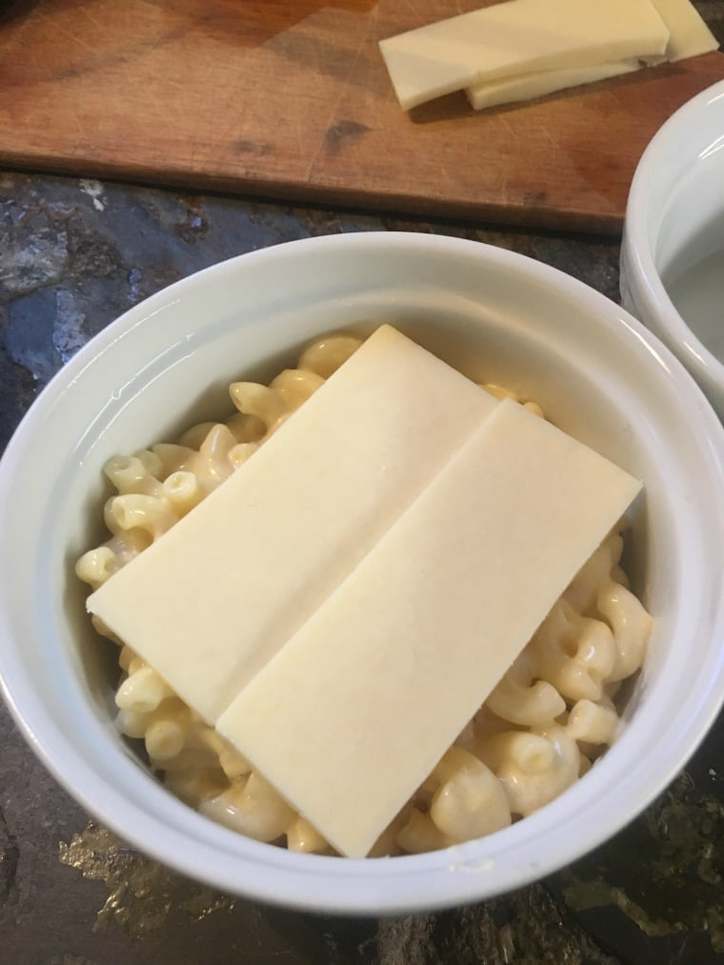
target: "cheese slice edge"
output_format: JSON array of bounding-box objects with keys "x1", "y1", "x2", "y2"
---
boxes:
[{"x1": 466, "y1": 60, "x2": 641, "y2": 111}]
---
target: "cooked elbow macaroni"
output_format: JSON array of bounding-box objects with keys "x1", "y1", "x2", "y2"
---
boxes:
[{"x1": 76, "y1": 331, "x2": 652, "y2": 857}]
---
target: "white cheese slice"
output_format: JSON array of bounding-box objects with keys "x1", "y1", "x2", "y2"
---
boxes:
[
  {"x1": 466, "y1": 60, "x2": 641, "y2": 111},
  {"x1": 465, "y1": 0, "x2": 716, "y2": 113},
  {"x1": 218, "y1": 400, "x2": 642, "y2": 858},
  {"x1": 88, "y1": 325, "x2": 497, "y2": 723},
  {"x1": 650, "y1": 0, "x2": 719, "y2": 61},
  {"x1": 379, "y1": 0, "x2": 670, "y2": 110}
]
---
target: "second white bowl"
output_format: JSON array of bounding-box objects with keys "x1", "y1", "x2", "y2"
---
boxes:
[{"x1": 622, "y1": 80, "x2": 724, "y2": 419}]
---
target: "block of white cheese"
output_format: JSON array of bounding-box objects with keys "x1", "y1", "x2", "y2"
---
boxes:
[
  {"x1": 649, "y1": 0, "x2": 719, "y2": 61},
  {"x1": 465, "y1": 0, "x2": 719, "y2": 113},
  {"x1": 88, "y1": 325, "x2": 497, "y2": 723},
  {"x1": 379, "y1": 0, "x2": 670, "y2": 110},
  {"x1": 466, "y1": 60, "x2": 641, "y2": 111},
  {"x1": 218, "y1": 399, "x2": 642, "y2": 857}
]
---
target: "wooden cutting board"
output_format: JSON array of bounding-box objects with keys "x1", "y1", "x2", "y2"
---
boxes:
[{"x1": 1, "y1": 0, "x2": 723, "y2": 233}]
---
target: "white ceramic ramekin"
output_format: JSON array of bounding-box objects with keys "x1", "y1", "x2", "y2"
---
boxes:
[
  {"x1": 0, "y1": 233, "x2": 723, "y2": 915},
  {"x1": 621, "y1": 80, "x2": 724, "y2": 420}
]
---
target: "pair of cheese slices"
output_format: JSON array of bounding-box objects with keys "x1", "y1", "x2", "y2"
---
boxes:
[
  {"x1": 89, "y1": 326, "x2": 641, "y2": 857},
  {"x1": 379, "y1": 0, "x2": 719, "y2": 112}
]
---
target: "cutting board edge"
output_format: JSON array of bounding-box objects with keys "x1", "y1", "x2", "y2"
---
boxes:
[{"x1": 0, "y1": 149, "x2": 624, "y2": 238}]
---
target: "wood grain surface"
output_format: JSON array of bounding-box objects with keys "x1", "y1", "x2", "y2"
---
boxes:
[{"x1": 1, "y1": 0, "x2": 723, "y2": 233}]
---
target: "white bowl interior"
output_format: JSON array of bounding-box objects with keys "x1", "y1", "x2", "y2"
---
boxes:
[
  {"x1": 1, "y1": 233, "x2": 723, "y2": 914},
  {"x1": 657, "y1": 158, "x2": 724, "y2": 277}
]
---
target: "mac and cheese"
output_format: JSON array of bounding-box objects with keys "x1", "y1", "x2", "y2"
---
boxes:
[{"x1": 76, "y1": 332, "x2": 652, "y2": 856}]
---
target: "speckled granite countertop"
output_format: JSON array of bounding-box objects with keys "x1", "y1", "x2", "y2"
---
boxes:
[{"x1": 1, "y1": 171, "x2": 723, "y2": 965}]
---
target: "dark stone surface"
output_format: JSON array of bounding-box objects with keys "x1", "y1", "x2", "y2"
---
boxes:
[{"x1": 0, "y1": 170, "x2": 722, "y2": 965}]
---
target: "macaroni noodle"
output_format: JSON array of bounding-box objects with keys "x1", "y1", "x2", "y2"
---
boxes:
[
  {"x1": 477, "y1": 725, "x2": 579, "y2": 817},
  {"x1": 286, "y1": 816, "x2": 331, "y2": 855},
  {"x1": 200, "y1": 773, "x2": 296, "y2": 843},
  {"x1": 567, "y1": 698, "x2": 619, "y2": 745},
  {"x1": 426, "y1": 747, "x2": 511, "y2": 842},
  {"x1": 396, "y1": 808, "x2": 450, "y2": 854},
  {"x1": 487, "y1": 651, "x2": 567, "y2": 726},
  {"x1": 529, "y1": 601, "x2": 617, "y2": 703},
  {"x1": 76, "y1": 331, "x2": 652, "y2": 856}
]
